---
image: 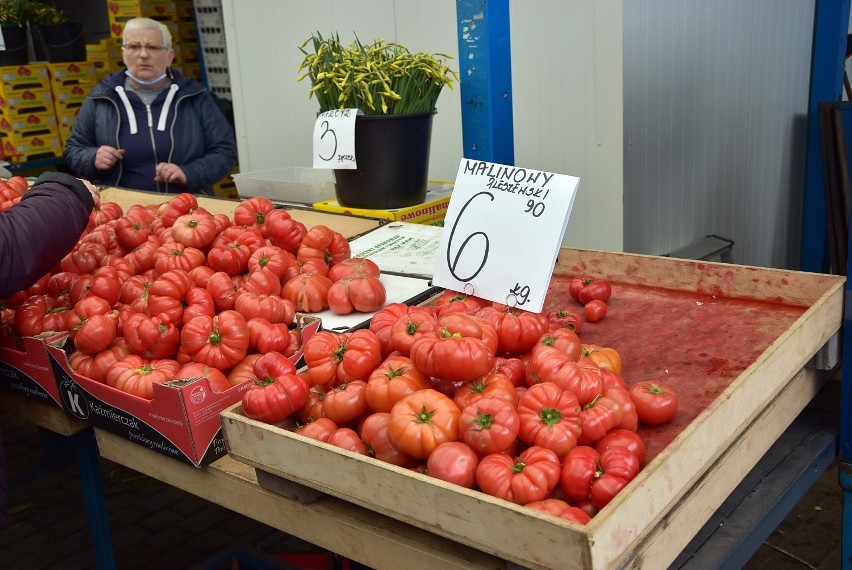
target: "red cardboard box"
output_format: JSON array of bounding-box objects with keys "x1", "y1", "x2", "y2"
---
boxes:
[
  {"x1": 0, "y1": 335, "x2": 66, "y2": 407},
  {"x1": 45, "y1": 315, "x2": 320, "y2": 466}
]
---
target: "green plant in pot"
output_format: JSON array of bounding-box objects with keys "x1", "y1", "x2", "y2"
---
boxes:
[
  {"x1": 297, "y1": 32, "x2": 458, "y2": 209},
  {"x1": 0, "y1": 0, "x2": 30, "y2": 66}
]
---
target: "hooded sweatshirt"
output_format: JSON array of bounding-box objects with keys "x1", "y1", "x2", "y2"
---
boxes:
[{"x1": 63, "y1": 69, "x2": 237, "y2": 195}]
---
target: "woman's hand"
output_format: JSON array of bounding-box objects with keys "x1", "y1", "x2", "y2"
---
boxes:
[
  {"x1": 155, "y1": 162, "x2": 187, "y2": 185},
  {"x1": 94, "y1": 145, "x2": 125, "y2": 170}
]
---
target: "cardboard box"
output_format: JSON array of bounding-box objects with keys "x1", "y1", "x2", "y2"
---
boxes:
[
  {"x1": 46, "y1": 315, "x2": 321, "y2": 467},
  {"x1": 0, "y1": 64, "x2": 50, "y2": 96},
  {"x1": 2, "y1": 133, "x2": 62, "y2": 161},
  {"x1": 0, "y1": 335, "x2": 67, "y2": 407},
  {"x1": 313, "y1": 188, "x2": 452, "y2": 226},
  {"x1": 222, "y1": 249, "x2": 844, "y2": 569},
  {"x1": 105, "y1": 0, "x2": 177, "y2": 19},
  {"x1": 0, "y1": 88, "x2": 54, "y2": 116},
  {"x1": 0, "y1": 112, "x2": 58, "y2": 135},
  {"x1": 48, "y1": 61, "x2": 96, "y2": 87}
]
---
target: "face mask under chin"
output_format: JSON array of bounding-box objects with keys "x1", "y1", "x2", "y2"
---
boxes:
[{"x1": 125, "y1": 69, "x2": 168, "y2": 87}]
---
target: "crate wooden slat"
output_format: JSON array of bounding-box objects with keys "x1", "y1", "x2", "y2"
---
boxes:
[{"x1": 222, "y1": 249, "x2": 844, "y2": 569}]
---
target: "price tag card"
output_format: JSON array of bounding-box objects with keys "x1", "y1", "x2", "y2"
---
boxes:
[
  {"x1": 312, "y1": 109, "x2": 358, "y2": 169},
  {"x1": 433, "y1": 159, "x2": 579, "y2": 313}
]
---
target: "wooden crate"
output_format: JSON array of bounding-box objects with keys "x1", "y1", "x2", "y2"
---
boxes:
[{"x1": 221, "y1": 248, "x2": 844, "y2": 569}]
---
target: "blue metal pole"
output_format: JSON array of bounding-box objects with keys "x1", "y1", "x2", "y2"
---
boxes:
[
  {"x1": 801, "y1": 0, "x2": 850, "y2": 272},
  {"x1": 455, "y1": 0, "x2": 514, "y2": 165},
  {"x1": 72, "y1": 428, "x2": 117, "y2": 570}
]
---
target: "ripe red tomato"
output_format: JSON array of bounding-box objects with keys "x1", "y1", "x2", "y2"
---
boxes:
[
  {"x1": 453, "y1": 372, "x2": 518, "y2": 410},
  {"x1": 577, "y1": 394, "x2": 623, "y2": 446},
  {"x1": 459, "y1": 396, "x2": 520, "y2": 456},
  {"x1": 476, "y1": 446, "x2": 561, "y2": 504},
  {"x1": 326, "y1": 427, "x2": 369, "y2": 455},
  {"x1": 516, "y1": 382, "x2": 582, "y2": 460},
  {"x1": 323, "y1": 380, "x2": 370, "y2": 425},
  {"x1": 525, "y1": 498, "x2": 592, "y2": 525},
  {"x1": 426, "y1": 441, "x2": 480, "y2": 489},
  {"x1": 365, "y1": 354, "x2": 430, "y2": 413},
  {"x1": 233, "y1": 196, "x2": 275, "y2": 229},
  {"x1": 241, "y1": 369, "x2": 311, "y2": 424},
  {"x1": 560, "y1": 445, "x2": 640, "y2": 509},
  {"x1": 327, "y1": 274, "x2": 387, "y2": 315},
  {"x1": 328, "y1": 257, "x2": 381, "y2": 282},
  {"x1": 295, "y1": 417, "x2": 337, "y2": 442},
  {"x1": 180, "y1": 310, "x2": 250, "y2": 370},
  {"x1": 388, "y1": 389, "x2": 460, "y2": 459},
  {"x1": 175, "y1": 362, "x2": 231, "y2": 393},
  {"x1": 584, "y1": 300, "x2": 608, "y2": 323},
  {"x1": 547, "y1": 308, "x2": 583, "y2": 333},
  {"x1": 122, "y1": 313, "x2": 179, "y2": 359},
  {"x1": 281, "y1": 273, "x2": 333, "y2": 313},
  {"x1": 73, "y1": 313, "x2": 118, "y2": 355},
  {"x1": 629, "y1": 380, "x2": 679, "y2": 425},
  {"x1": 532, "y1": 329, "x2": 583, "y2": 361},
  {"x1": 569, "y1": 276, "x2": 612, "y2": 303},
  {"x1": 303, "y1": 329, "x2": 383, "y2": 387},
  {"x1": 359, "y1": 412, "x2": 415, "y2": 467},
  {"x1": 476, "y1": 305, "x2": 549, "y2": 355},
  {"x1": 386, "y1": 307, "x2": 439, "y2": 356},
  {"x1": 595, "y1": 428, "x2": 647, "y2": 464},
  {"x1": 297, "y1": 224, "x2": 351, "y2": 267},
  {"x1": 106, "y1": 355, "x2": 181, "y2": 399}
]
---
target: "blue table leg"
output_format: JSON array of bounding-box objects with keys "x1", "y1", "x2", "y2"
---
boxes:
[{"x1": 71, "y1": 428, "x2": 116, "y2": 570}]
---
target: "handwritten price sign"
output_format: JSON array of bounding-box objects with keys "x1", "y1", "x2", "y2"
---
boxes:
[
  {"x1": 312, "y1": 109, "x2": 358, "y2": 169},
  {"x1": 432, "y1": 159, "x2": 579, "y2": 313}
]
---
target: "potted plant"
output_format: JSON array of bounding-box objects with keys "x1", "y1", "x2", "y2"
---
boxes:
[
  {"x1": 297, "y1": 32, "x2": 458, "y2": 209},
  {"x1": 0, "y1": 0, "x2": 29, "y2": 66},
  {"x1": 27, "y1": 1, "x2": 86, "y2": 63}
]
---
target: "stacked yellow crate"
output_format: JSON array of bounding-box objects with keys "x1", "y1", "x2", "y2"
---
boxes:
[
  {"x1": 0, "y1": 64, "x2": 62, "y2": 162},
  {"x1": 86, "y1": 40, "x2": 111, "y2": 82},
  {"x1": 174, "y1": 0, "x2": 201, "y2": 80},
  {"x1": 48, "y1": 62, "x2": 96, "y2": 148}
]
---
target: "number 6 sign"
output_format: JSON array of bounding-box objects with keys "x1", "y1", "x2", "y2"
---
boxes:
[{"x1": 432, "y1": 159, "x2": 579, "y2": 313}]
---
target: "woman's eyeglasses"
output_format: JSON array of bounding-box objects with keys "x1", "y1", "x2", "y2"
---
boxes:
[{"x1": 123, "y1": 43, "x2": 169, "y2": 54}]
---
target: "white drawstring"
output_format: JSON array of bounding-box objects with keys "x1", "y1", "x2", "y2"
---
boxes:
[
  {"x1": 115, "y1": 86, "x2": 137, "y2": 134},
  {"x1": 157, "y1": 84, "x2": 179, "y2": 131}
]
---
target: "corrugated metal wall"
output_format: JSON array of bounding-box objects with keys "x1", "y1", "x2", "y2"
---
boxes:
[{"x1": 624, "y1": 1, "x2": 815, "y2": 268}]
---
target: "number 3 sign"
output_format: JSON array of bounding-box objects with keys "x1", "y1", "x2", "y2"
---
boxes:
[
  {"x1": 432, "y1": 159, "x2": 579, "y2": 313},
  {"x1": 313, "y1": 109, "x2": 358, "y2": 169}
]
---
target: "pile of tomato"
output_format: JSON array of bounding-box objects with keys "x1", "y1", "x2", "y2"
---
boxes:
[
  {"x1": 241, "y1": 287, "x2": 680, "y2": 525},
  {"x1": 0, "y1": 192, "x2": 388, "y2": 399}
]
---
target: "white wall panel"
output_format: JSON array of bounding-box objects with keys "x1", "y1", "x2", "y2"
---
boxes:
[{"x1": 624, "y1": 0, "x2": 814, "y2": 268}]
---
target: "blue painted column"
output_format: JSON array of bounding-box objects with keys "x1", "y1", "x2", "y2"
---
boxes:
[
  {"x1": 455, "y1": 0, "x2": 514, "y2": 164},
  {"x1": 801, "y1": 0, "x2": 850, "y2": 272}
]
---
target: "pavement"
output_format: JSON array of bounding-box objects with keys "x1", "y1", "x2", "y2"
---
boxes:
[{"x1": 0, "y1": 404, "x2": 845, "y2": 570}]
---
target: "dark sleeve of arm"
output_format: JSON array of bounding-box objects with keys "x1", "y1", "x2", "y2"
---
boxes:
[
  {"x1": 0, "y1": 173, "x2": 93, "y2": 298},
  {"x1": 180, "y1": 93, "x2": 238, "y2": 191}
]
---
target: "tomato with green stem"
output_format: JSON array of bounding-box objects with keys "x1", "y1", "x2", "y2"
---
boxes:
[
  {"x1": 459, "y1": 396, "x2": 520, "y2": 456},
  {"x1": 629, "y1": 380, "x2": 679, "y2": 425},
  {"x1": 476, "y1": 446, "x2": 562, "y2": 504},
  {"x1": 516, "y1": 381, "x2": 582, "y2": 460},
  {"x1": 388, "y1": 389, "x2": 460, "y2": 459}
]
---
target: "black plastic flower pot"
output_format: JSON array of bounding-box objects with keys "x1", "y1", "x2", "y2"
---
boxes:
[
  {"x1": 0, "y1": 26, "x2": 29, "y2": 66},
  {"x1": 33, "y1": 23, "x2": 86, "y2": 63},
  {"x1": 333, "y1": 111, "x2": 435, "y2": 209}
]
